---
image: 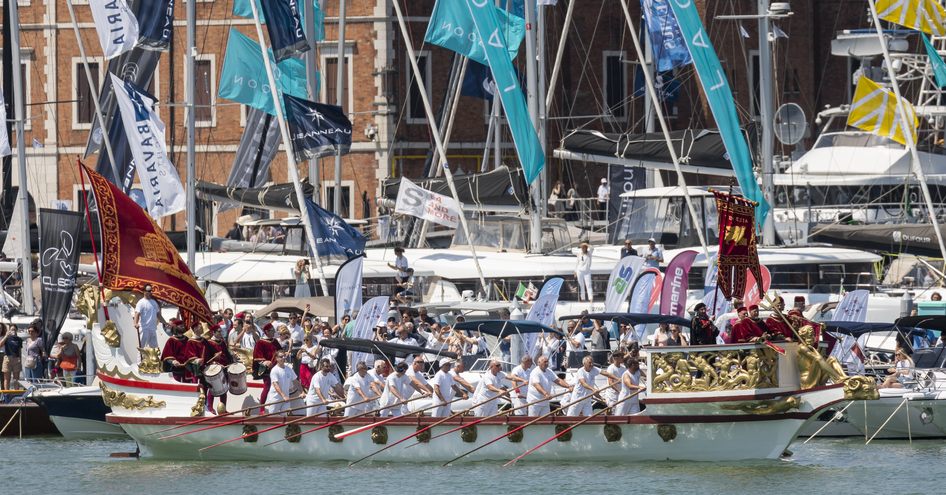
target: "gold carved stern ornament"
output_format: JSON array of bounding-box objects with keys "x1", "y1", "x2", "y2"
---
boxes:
[
  {"x1": 138, "y1": 347, "x2": 163, "y2": 374},
  {"x1": 99, "y1": 382, "x2": 166, "y2": 410}
]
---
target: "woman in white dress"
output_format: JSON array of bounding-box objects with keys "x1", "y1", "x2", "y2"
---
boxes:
[
  {"x1": 293, "y1": 259, "x2": 312, "y2": 298},
  {"x1": 575, "y1": 243, "x2": 593, "y2": 302}
]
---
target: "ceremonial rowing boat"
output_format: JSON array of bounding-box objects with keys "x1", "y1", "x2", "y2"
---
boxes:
[{"x1": 94, "y1": 303, "x2": 878, "y2": 462}]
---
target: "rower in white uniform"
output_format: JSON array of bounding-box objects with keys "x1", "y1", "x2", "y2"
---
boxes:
[
  {"x1": 567, "y1": 355, "x2": 617, "y2": 416},
  {"x1": 379, "y1": 361, "x2": 428, "y2": 416},
  {"x1": 471, "y1": 359, "x2": 526, "y2": 417},
  {"x1": 305, "y1": 358, "x2": 343, "y2": 416},
  {"x1": 429, "y1": 359, "x2": 468, "y2": 417},
  {"x1": 509, "y1": 355, "x2": 534, "y2": 415},
  {"x1": 526, "y1": 356, "x2": 572, "y2": 416}
]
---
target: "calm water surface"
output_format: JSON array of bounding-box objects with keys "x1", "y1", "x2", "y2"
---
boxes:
[{"x1": 0, "y1": 436, "x2": 941, "y2": 494}]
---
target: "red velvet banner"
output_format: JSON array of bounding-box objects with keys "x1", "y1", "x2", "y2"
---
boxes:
[
  {"x1": 713, "y1": 190, "x2": 764, "y2": 301},
  {"x1": 81, "y1": 163, "x2": 213, "y2": 323}
]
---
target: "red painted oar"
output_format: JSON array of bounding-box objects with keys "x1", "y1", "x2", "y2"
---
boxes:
[
  {"x1": 409, "y1": 388, "x2": 572, "y2": 448},
  {"x1": 159, "y1": 394, "x2": 306, "y2": 440},
  {"x1": 502, "y1": 389, "x2": 644, "y2": 466},
  {"x1": 264, "y1": 394, "x2": 460, "y2": 447},
  {"x1": 441, "y1": 384, "x2": 615, "y2": 466}
]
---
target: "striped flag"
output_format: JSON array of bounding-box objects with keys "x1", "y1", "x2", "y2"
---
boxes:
[
  {"x1": 847, "y1": 76, "x2": 918, "y2": 146},
  {"x1": 876, "y1": 0, "x2": 946, "y2": 36}
]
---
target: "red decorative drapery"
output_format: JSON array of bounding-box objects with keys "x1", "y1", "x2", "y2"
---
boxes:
[
  {"x1": 81, "y1": 163, "x2": 213, "y2": 323},
  {"x1": 713, "y1": 190, "x2": 764, "y2": 301}
]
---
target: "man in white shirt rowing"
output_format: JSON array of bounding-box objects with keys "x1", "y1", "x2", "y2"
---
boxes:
[
  {"x1": 471, "y1": 359, "x2": 527, "y2": 417},
  {"x1": 379, "y1": 361, "x2": 428, "y2": 416},
  {"x1": 305, "y1": 358, "x2": 343, "y2": 416},
  {"x1": 527, "y1": 356, "x2": 572, "y2": 416},
  {"x1": 509, "y1": 355, "x2": 534, "y2": 415},
  {"x1": 430, "y1": 359, "x2": 468, "y2": 417},
  {"x1": 567, "y1": 355, "x2": 618, "y2": 416}
]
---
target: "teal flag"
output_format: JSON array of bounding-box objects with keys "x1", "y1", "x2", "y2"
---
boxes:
[
  {"x1": 460, "y1": 0, "x2": 544, "y2": 184},
  {"x1": 668, "y1": 1, "x2": 768, "y2": 224},
  {"x1": 425, "y1": 0, "x2": 526, "y2": 66},
  {"x1": 233, "y1": 0, "x2": 325, "y2": 41},
  {"x1": 218, "y1": 29, "x2": 311, "y2": 116},
  {"x1": 923, "y1": 34, "x2": 946, "y2": 89}
]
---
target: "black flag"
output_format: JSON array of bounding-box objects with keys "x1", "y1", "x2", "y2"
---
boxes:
[
  {"x1": 136, "y1": 0, "x2": 176, "y2": 51},
  {"x1": 220, "y1": 108, "x2": 282, "y2": 212},
  {"x1": 38, "y1": 209, "x2": 84, "y2": 354},
  {"x1": 259, "y1": 0, "x2": 310, "y2": 62},
  {"x1": 284, "y1": 94, "x2": 352, "y2": 163}
]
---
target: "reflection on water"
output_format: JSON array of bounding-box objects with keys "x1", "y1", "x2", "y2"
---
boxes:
[{"x1": 1, "y1": 437, "x2": 943, "y2": 494}]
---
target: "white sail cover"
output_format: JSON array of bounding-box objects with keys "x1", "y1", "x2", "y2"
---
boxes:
[{"x1": 0, "y1": 90, "x2": 10, "y2": 157}]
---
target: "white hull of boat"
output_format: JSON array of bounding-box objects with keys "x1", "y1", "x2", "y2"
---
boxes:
[
  {"x1": 49, "y1": 415, "x2": 126, "y2": 440},
  {"x1": 845, "y1": 395, "x2": 946, "y2": 439}
]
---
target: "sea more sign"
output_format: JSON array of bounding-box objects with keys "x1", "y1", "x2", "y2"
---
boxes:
[{"x1": 394, "y1": 178, "x2": 461, "y2": 229}]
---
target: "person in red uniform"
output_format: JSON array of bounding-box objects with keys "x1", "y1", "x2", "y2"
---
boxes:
[
  {"x1": 764, "y1": 296, "x2": 794, "y2": 341},
  {"x1": 160, "y1": 319, "x2": 189, "y2": 382},
  {"x1": 253, "y1": 323, "x2": 279, "y2": 411},
  {"x1": 183, "y1": 321, "x2": 213, "y2": 384},
  {"x1": 731, "y1": 307, "x2": 765, "y2": 343},
  {"x1": 205, "y1": 323, "x2": 233, "y2": 413}
]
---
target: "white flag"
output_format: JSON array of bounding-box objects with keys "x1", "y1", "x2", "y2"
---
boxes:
[
  {"x1": 829, "y1": 289, "x2": 869, "y2": 373},
  {"x1": 604, "y1": 255, "x2": 645, "y2": 312},
  {"x1": 110, "y1": 74, "x2": 185, "y2": 218},
  {"x1": 394, "y1": 178, "x2": 462, "y2": 229},
  {"x1": 89, "y1": 0, "x2": 139, "y2": 59},
  {"x1": 0, "y1": 90, "x2": 10, "y2": 157},
  {"x1": 349, "y1": 295, "x2": 390, "y2": 368}
]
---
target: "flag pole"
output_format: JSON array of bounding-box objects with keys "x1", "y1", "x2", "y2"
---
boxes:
[
  {"x1": 392, "y1": 0, "x2": 489, "y2": 293},
  {"x1": 619, "y1": 0, "x2": 710, "y2": 261},
  {"x1": 65, "y1": 0, "x2": 121, "y2": 187},
  {"x1": 867, "y1": 0, "x2": 946, "y2": 267},
  {"x1": 185, "y1": 0, "x2": 197, "y2": 270},
  {"x1": 333, "y1": 0, "x2": 346, "y2": 216},
  {"x1": 247, "y1": 0, "x2": 329, "y2": 295},
  {"x1": 7, "y1": 0, "x2": 32, "y2": 315}
]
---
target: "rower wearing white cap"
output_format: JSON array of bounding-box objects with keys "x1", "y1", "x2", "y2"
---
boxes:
[
  {"x1": 526, "y1": 356, "x2": 572, "y2": 416},
  {"x1": 429, "y1": 359, "x2": 468, "y2": 417},
  {"x1": 472, "y1": 360, "x2": 526, "y2": 417},
  {"x1": 509, "y1": 355, "x2": 534, "y2": 415}
]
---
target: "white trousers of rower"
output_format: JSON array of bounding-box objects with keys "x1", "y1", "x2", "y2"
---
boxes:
[
  {"x1": 266, "y1": 401, "x2": 291, "y2": 415},
  {"x1": 614, "y1": 392, "x2": 641, "y2": 415},
  {"x1": 528, "y1": 400, "x2": 550, "y2": 416},
  {"x1": 305, "y1": 399, "x2": 328, "y2": 417},
  {"x1": 345, "y1": 401, "x2": 367, "y2": 417},
  {"x1": 511, "y1": 396, "x2": 528, "y2": 415},
  {"x1": 576, "y1": 270, "x2": 592, "y2": 301},
  {"x1": 378, "y1": 396, "x2": 405, "y2": 417},
  {"x1": 566, "y1": 394, "x2": 593, "y2": 416},
  {"x1": 474, "y1": 399, "x2": 499, "y2": 417}
]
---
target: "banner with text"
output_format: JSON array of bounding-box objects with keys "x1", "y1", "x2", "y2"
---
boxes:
[{"x1": 394, "y1": 178, "x2": 462, "y2": 229}]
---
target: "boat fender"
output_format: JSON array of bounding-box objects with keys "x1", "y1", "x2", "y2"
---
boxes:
[
  {"x1": 416, "y1": 426, "x2": 431, "y2": 443},
  {"x1": 507, "y1": 425, "x2": 523, "y2": 443},
  {"x1": 657, "y1": 424, "x2": 677, "y2": 442},
  {"x1": 328, "y1": 424, "x2": 345, "y2": 442},
  {"x1": 555, "y1": 424, "x2": 572, "y2": 442},
  {"x1": 242, "y1": 424, "x2": 259, "y2": 443},
  {"x1": 286, "y1": 423, "x2": 302, "y2": 443},
  {"x1": 603, "y1": 424, "x2": 622, "y2": 442},
  {"x1": 460, "y1": 425, "x2": 477, "y2": 443},
  {"x1": 371, "y1": 426, "x2": 388, "y2": 444}
]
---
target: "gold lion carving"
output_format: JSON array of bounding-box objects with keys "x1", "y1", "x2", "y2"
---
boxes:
[{"x1": 99, "y1": 382, "x2": 166, "y2": 410}]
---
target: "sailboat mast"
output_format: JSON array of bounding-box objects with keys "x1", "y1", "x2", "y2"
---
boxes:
[
  {"x1": 524, "y1": 0, "x2": 542, "y2": 253},
  {"x1": 185, "y1": 0, "x2": 197, "y2": 269},
  {"x1": 2, "y1": 0, "x2": 12, "y2": 213},
  {"x1": 866, "y1": 0, "x2": 946, "y2": 265},
  {"x1": 333, "y1": 0, "x2": 347, "y2": 215},
  {"x1": 537, "y1": 2, "x2": 549, "y2": 218},
  {"x1": 305, "y1": 0, "x2": 322, "y2": 202},
  {"x1": 758, "y1": 0, "x2": 776, "y2": 245},
  {"x1": 7, "y1": 0, "x2": 32, "y2": 314},
  {"x1": 246, "y1": 0, "x2": 330, "y2": 295}
]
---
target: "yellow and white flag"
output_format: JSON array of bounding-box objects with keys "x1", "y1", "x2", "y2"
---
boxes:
[
  {"x1": 847, "y1": 76, "x2": 918, "y2": 146},
  {"x1": 875, "y1": 0, "x2": 946, "y2": 36}
]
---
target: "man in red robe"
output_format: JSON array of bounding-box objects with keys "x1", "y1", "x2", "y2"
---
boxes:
[
  {"x1": 253, "y1": 322, "x2": 279, "y2": 410},
  {"x1": 184, "y1": 322, "x2": 213, "y2": 384},
  {"x1": 765, "y1": 297, "x2": 794, "y2": 341},
  {"x1": 731, "y1": 307, "x2": 764, "y2": 343},
  {"x1": 160, "y1": 319, "x2": 189, "y2": 382}
]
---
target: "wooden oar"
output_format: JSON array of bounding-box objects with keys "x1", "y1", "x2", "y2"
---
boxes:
[
  {"x1": 409, "y1": 388, "x2": 572, "y2": 448},
  {"x1": 263, "y1": 393, "x2": 452, "y2": 447},
  {"x1": 159, "y1": 394, "x2": 308, "y2": 440},
  {"x1": 339, "y1": 386, "x2": 519, "y2": 446},
  {"x1": 197, "y1": 395, "x2": 378, "y2": 452},
  {"x1": 502, "y1": 389, "x2": 644, "y2": 466},
  {"x1": 349, "y1": 386, "x2": 536, "y2": 465},
  {"x1": 442, "y1": 384, "x2": 615, "y2": 466},
  {"x1": 148, "y1": 393, "x2": 301, "y2": 436}
]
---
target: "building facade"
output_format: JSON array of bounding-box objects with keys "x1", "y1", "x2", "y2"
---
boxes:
[{"x1": 3, "y1": 0, "x2": 866, "y2": 236}]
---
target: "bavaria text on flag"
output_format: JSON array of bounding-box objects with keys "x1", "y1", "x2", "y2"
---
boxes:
[
  {"x1": 425, "y1": 0, "x2": 526, "y2": 66},
  {"x1": 258, "y1": 0, "x2": 310, "y2": 62},
  {"x1": 394, "y1": 178, "x2": 462, "y2": 229},
  {"x1": 876, "y1": 0, "x2": 946, "y2": 36},
  {"x1": 304, "y1": 198, "x2": 366, "y2": 262},
  {"x1": 923, "y1": 34, "x2": 946, "y2": 89},
  {"x1": 0, "y1": 90, "x2": 10, "y2": 157},
  {"x1": 847, "y1": 76, "x2": 918, "y2": 146},
  {"x1": 284, "y1": 95, "x2": 352, "y2": 162},
  {"x1": 89, "y1": 0, "x2": 140, "y2": 59},
  {"x1": 640, "y1": 0, "x2": 692, "y2": 72},
  {"x1": 136, "y1": 0, "x2": 175, "y2": 51},
  {"x1": 668, "y1": 1, "x2": 768, "y2": 224},
  {"x1": 461, "y1": 0, "x2": 545, "y2": 185},
  {"x1": 218, "y1": 29, "x2": 309, "y2": 116},
  {"x1": 109, "y1": 74, "x2": 185, "y2": 218}
]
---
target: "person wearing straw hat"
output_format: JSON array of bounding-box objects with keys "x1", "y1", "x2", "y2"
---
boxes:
[{"x1": 430, "y1": 359, "x2": 467, "y2": 417}]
